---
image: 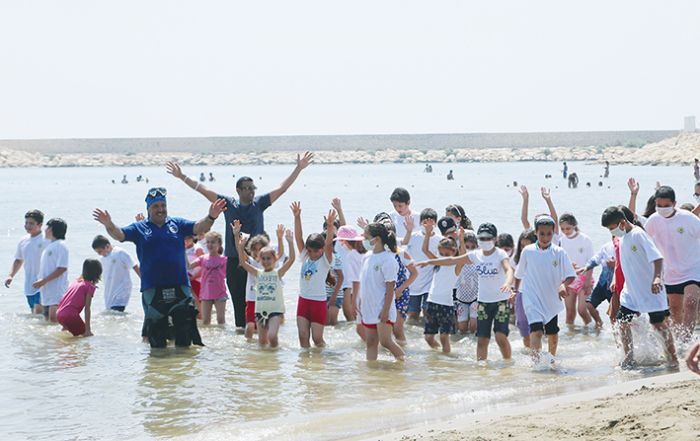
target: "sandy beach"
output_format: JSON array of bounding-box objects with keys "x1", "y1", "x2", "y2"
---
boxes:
[
  {"x1": 1, "y1": 132, "x2": 697, "y2": 168},
  {"x1": 369, "y1": 371, "x2": 699, "y2": 441}
]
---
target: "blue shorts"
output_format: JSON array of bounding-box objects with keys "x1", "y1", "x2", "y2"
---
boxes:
[
  {"x1": 586, "y1": 282, "x2": 613, "y2": 308},
  {"x1": 327, "y1": 294, "x2": 343, "y2": 309},
  {"x1": 408, "y1": 293, "x2": 429, "y2": 314},
  {"x1": 26, "y1": 292, "x2": 41, "y2": 310}
]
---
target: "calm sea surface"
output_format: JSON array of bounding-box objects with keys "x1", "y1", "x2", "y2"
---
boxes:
[{"x1": 0, "y1": 161, "x2": 695, "y2": 441}]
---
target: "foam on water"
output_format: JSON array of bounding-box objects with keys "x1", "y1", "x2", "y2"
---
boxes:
[{"x1": 0, "y1": 161, "x2": 695, "y2": 440}]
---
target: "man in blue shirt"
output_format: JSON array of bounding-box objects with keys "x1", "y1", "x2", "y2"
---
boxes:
[
  {"x1": 93, "y1": 187, "x2": 226, "y2": 348},
  {"x1": 166, "y1": 152, "x2": 314, "y2": 329}
]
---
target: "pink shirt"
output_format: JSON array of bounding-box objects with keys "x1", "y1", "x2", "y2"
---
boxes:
[
  {"x1": 57, "y1": 279, "x2": 96, "y2": 314},
  {"x1": 193, "y1": 255, "x2": 228, "y2": 300}
]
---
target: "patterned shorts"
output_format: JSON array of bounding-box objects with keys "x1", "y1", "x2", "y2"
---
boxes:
[
  {"x1": 424, "y1": 301, "x2": 456, "y2": 335},
  {"x1": 476, "y1": 300, "x2": 510, "y2": 338},
  {"x1": 395, "y1": 291, "x2": 410, "y2": 319}
]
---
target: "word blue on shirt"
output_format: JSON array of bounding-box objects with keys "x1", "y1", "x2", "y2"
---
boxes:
[
  {"x1": 122, "y1": 217, "x2": 195, "y2": 292},
  {"x1": 219, "y1": 193, "x2": 272, "y2": 257}
]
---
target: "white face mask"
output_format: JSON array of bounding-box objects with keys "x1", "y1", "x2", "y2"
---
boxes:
[
  {"x1": 656, "y1": 206, "x2": 675, "y2": 218},
  {"x1": 363, "y1": 238, "x2": 374, "y2": 250},
  {"x1": 610, "y1": 224, "x2": 626, "y2": 238},
  {"x1": 478, "y1": 240, "x2": 495, "y2": 251}
]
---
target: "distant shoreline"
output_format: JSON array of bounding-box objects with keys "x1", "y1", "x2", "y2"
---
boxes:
[{"x1": 0, "y1": 131, "x2": 696, "y2": 168}]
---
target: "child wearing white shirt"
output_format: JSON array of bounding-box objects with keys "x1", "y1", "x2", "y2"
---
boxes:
[
  {"x1": 601, "y1": 206, "x2": 678, "y2": 369},
  {"x1": 403, "y1": 208, "x2": 442, "y2": 322},
  {"x1": 5, "y1": 210, "x2": 47, "y2": 314},
  {"x1": 33, "y1": 218, "x2": 70, "y2": 323}
]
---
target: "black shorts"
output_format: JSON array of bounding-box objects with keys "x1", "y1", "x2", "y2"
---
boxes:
[
  {"x1": 529, "y1": 315, "x2": 559, "y2": 335},
  {"x1": 586, "y1": 282, "x2": 613, "y2": 308},
  {"x1": 665, "y1": 280, "x2": 700, "y2": 295},
  {"x1": 616, "y1": 305, "x2": 669, "y2": 325},
  {"x1": 476, "y1": 301, "x2": 510, "y2": 338},
  {"x1": 423, "y1": 302, "x2": 456, "y2": 335}
]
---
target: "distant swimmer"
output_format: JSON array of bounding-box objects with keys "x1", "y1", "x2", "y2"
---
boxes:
[
  {"x1": 199, "y1": 172, "x2": 206, "y2": 182},
  {"x1": 562, "y1": 161, "x2": 568, "y2": 179},
  {"x1": 694, "y1": 158, "x2": 699, "y2": 181},
  {"x1": 604, "y1": 161, "x2": 610, "y2": 178},
  {"x1": 424, "y1": 163, "x2": 433, "y2": 173},
  {"x1": 447, "y1": 170, "x2": 454, "y2": 181},
  {"x1": 111, "y1": 180, "x2": 115, "y2": 184},
  {"x1": 209, "y1": 172, "x2": 215, "y2": 182},
  {"x1": 121, "y1": 175, "x2": 128, "y2": 184},
  {"x1": 567, "y1": 172, "x2": 579, "y2": 189},
  {"x1": 136, "y1": 175, "x2": 143, "y2": 183}
]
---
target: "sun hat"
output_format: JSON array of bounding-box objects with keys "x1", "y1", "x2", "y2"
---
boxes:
[{"x1": 334, "y1": 225, "x2": 364, "y2": 241}]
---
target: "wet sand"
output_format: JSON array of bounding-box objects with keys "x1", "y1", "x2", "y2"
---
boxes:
[{"x1": 370, "y1": 371, "x2": 699, "y2": 441}]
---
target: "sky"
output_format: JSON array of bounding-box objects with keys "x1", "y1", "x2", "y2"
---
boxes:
[{"x1": 0, "y1": 1, "x2": 698, "y2": 139}]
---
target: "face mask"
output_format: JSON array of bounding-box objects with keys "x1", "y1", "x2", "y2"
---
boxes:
[
  {"x1": 478, "y1": 240, "x2": 495, "y2": 251},
  {"x1": 656, "y1": 206, "x2": 675, "y2": 218},
  {"x1": 363, "y1": 238, "x2": 374, "y2": 250},
  {"x1": 610, "y1": 224, "x2": 626, "y2": 238}
]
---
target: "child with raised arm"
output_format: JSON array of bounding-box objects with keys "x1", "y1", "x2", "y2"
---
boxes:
[
  {"x1": 188, "y1": 231, "x2": 228, "y2": 326},
  {"x1": 33, "y1": 218, "x2": 69, "y2": 322},
  {"x1": 358, "y1": 222, "x2": 405, "y2": 361},
  {"x1": 291, "y1": 202, "x2": 336, "y2": 348},
  {"x1": 415, "y1": 226, "x2": 463, "y2": 353},
  {"x1": 92, "y1": 235, "x2": 140, "y2": 312},
  {"x1": 513, "y1": 215, "x2": 575, "y2": 363},
  {"x1": 57, "y1": 259, "x2": 102, "y2": 337},
  {"x1": 234, "y1": 220, "x2": 295, "y2": 347},
  {"x1": 601, "y1": 206, "x2": 678, "y2": 368},
  {"x1": 403, "y1": 208, "x2": 442, "y2": 322},
  {"x1": 5, "y1": 210, "x2": 47, "y2": 314}
]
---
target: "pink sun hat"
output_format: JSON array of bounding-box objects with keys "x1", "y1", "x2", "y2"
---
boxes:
[{"x1": 334, "y1": 225, "x2": 364, "y2": 241}]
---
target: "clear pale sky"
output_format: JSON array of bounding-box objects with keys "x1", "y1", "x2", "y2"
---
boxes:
[{"x1": 1, "y1": 1, "x2": 698, "y2": 139}]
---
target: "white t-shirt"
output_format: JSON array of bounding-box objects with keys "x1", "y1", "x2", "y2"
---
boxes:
[
  {"x1": 406, "y1": 231, "x2": 442, "y2": 295},
  {"x1": 391, "y1": 212, "x2": 421, "y2": 241},
  {"x1": 38, "y1": 240, "x2": 69, "y2": 305},
  {"x1": 359, "y1": 251, "x2": 399, "y2": 324},
  {"x1": 468, "y1": 248, "x2": 510, "y2": 303},
  {"x1": 644, "y1": 210, "x2": 700, "y2": 285},
  {"x1": 341, "y1": 248, "x2": 363, "y2": 290},
  {"x1": 325, "y1": 249, "x2": 344, "y2": 298},
  {"x1": 515, "y1": 243, "x2": 575, "y2": 325},
  {"x1": 299, "y1": 250, "x2": 332, "y2": 301},
  {"x1": 619, "y1": 227, "x2": 668, "y2": 313},
  {"x1": 101, "y1": 247, "x2": 135, "y2": 309},
  {"x1": 427, "y1": 265, "x2": 459, "y2": 306},
  {"x1": 558, "y1": 232, "x2": 594, "y2": 270},
  {"x1": 14, "y1": 234, "x2": 48, "y2": 296},
  {"x1": 246, "y1": 251, "x2": 286, "y2": 302}
]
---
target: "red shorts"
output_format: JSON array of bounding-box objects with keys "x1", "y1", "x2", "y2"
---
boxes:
[
  {"x1": 245, "y1": 301, "x2": 256, "y2": 324},
  {"x1": 190, "y1": 278, "x2": 201, "y2": 300},
  {"x1": 57, "y1": 309, "x2": 85, "y2": 336},
  {"x1": 362, "y1": 320, "x2": 395, "y2": 329},
  {"x1": 296, "y1": 297, "x2": 327, "y2": 325}
]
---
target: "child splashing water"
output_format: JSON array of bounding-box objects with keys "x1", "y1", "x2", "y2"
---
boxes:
[
  {"x1": 188, "y1": 231, "x2": 228, "y2": 326},
  {"x1": 57, "y1": 259, "x2": 102, "y2": 337},
  {"x1": 513, "y1": 215, "x2": 575, "y2": 364},
  {"x1": 358, "y1": 222, "x2": 405, "y2": 361},
  {"x1": 291, "y1": 202, "x2": 337, "y2": 348},
  {"x1": 234, "y1": 220, "x2": 295, "y2": 348}
]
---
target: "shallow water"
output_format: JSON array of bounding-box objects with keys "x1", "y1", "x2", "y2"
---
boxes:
[{"x1": 0, "y1": 161, "x2": 695, "y2": 440}]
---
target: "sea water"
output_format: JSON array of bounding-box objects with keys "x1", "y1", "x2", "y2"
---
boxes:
[{"x1": 0, "y1": 161, "x2": 695, "y2": 441}]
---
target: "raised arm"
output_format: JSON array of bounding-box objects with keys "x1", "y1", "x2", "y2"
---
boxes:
[
  {"x1": 166, "y1": 161, "x2": 219, "y2": 203},
  {"x1": 402, "y1": 215, "x2": 415, "y2": 246},
  {"x1": 231, "y1": 220, "x2": 258, "y2": 276},
  {"x1": 331, "y1": 198, "x2": 347, "y2": 226},
  {"x1": 541, "y1": 187, "x2": 559, "y2": 234},
  {"x1": 93, "y1": 209, "x2": 126, "y2": 242},
  {"x1": 627, "y1": 178, "x2": 639, "y2": 216},
  {"x1": 518, "y1": 185, "x2": 531, "y2": 230},
  {"x1": 324, "y1": 209, "x2": 337, "y2": 263},
  {"x1": 421, "y1": 223, "x2": 437, "y2": 259},
  {"x1": 269, "y1": 152, "x2": 314, "y2": 204},
  {"x1": 278, "y1": 230, "x2": 296, "y2": 278},
  {"x1": 193, "y1": 198, "x2": 227, "y2": 236},
  {"x1": 291, "y1": 201, "x2": 305, "y2": 253}
]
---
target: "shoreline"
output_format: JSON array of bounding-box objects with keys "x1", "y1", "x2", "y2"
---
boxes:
[
  {"x1": 1, "y1": 132, "x2": 697, "y2": 168},
  {"x1": 362, "y1": 370, "x2": 698, "y2": 441}
]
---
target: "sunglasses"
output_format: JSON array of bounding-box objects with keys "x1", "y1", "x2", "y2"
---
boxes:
[
  {"x1": 147, "y1": 187, "x2": 167, "y2": 198},
  {"x1": 238, "y1": 185, "x2": 257, "y2": 191}
]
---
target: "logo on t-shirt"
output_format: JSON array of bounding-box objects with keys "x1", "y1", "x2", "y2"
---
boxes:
[
  {"x1": 677, "y1": 227, "x2": 685, "y2": 235},
  {"x1": 302, "y1": 260, "x2": 317, "y2": 281},
  {"x1": 48, "y1": 251, "x2": 53, "y2": 256},
  {"x1": 552, "y1": 260, "x2": 558, "y2": 267},
  {"x1": 168, "y1": 223, "x2": 179, "y2": 234},
  {"x1": 373, "y1": 264, "x2": 381, "y2": 272},
  {"x1": 578, "y1": 247, "x2": 584, "y2": 254},
  {"x1": 631, "y1": 245, "x2": 638, "y2": 252}
]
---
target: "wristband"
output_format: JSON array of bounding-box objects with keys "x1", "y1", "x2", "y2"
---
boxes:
[
  {"x1": 195, "y1": 182, "x2": 201, "y2": 191},
  {"x1": 207, "y1": 215, "x2": 217, "y2": 221}
]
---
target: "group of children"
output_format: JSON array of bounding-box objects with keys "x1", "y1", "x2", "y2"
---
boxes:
[{"x1": 6, "y1": 173, "x2": 700, "y2": 369}]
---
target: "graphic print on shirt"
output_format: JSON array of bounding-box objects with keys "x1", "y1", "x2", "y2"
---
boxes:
[{"x1": 302, "y1": 259, "x2": 318, "y2": 282}]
